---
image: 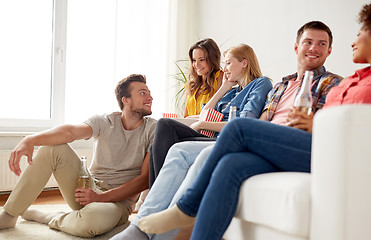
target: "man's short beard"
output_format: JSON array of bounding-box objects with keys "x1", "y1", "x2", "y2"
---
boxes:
[{"x1": 130, "y1": 106, "x2": 152, "y2": 118}]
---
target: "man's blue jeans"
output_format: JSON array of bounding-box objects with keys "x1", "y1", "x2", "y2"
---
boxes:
[{"x1": 176, "y1": 118, "x2": 312, "y2": 240}]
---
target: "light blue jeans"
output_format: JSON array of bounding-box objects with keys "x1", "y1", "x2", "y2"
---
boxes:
[
  {"x1": 135, "y1": 141, "x2": 216, "y2": 240},
  {"x1": 176, "y1": 118, "x2": 312, "y2": 239}
]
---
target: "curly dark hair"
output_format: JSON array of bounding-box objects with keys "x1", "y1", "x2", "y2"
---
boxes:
[{"x1": 359, "y1": 4, "x2": 371, "y2": 30}]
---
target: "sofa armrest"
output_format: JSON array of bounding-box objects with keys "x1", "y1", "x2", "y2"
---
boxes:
[{"x1": 311, "y1": 105, "x2": 371, "y2": 240}]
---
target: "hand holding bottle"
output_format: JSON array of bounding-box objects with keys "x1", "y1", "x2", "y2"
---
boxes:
[
  {"x1": 293, "y1": 70, "x2": 313, "y2": 115},
  {"x1": 286, "y1": 106, "x2": 314, "y2": 133},
  {"x1": 77, "y1": 156, "x2": 90, "y2": 189},
  {"x1": 75, "y1": 156, "x2": 99, "y2": 205},
  {"x1": 75, "y1": 188, "x2": 103, "y2": 206},
  {"x1": 287, "y1": 70, "x2": 314, "y2": 133}
]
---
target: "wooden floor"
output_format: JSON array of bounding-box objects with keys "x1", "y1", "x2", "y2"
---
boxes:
[
  {"x1": 0, "y1": 189, "x2": 66, "y2": 206},
  {"x1": 0, "y1": 189, "x2": 192, "y2": 239}
]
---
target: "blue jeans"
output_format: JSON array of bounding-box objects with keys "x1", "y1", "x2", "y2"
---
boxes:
[
  {"x1": 149, "y1": 118, "x2": 214, "y2": 187},
  {"x1": 134, "y1": 141, "x2": 216, "y2": 240},
  {"x1": 176, "y1": 118, "x2": 312, "y2": 240}
]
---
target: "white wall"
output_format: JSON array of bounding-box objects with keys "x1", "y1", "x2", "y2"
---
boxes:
[{"x1": 186, "y1": 0, "x2": 370, "y2": 84}]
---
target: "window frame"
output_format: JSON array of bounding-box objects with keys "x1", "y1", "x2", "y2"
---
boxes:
[{"x1": 0, "y1": 0, "x2": 67, "y2": 132}]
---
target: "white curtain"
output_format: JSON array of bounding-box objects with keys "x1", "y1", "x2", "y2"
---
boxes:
[{"x1": 65, "y1": 0, "x2": 194, "y2": 122}]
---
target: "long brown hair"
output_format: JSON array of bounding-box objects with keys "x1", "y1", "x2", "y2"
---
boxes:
[{"x1": 186, "y1": 38, "x2": 221, "y2": 96}]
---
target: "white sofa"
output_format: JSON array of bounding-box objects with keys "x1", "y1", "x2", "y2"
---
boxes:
[{"x1": 223, "y1": 105, "x2": 371, "y2": 240}]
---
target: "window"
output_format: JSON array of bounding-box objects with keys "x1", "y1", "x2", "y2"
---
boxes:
[
  {"x1": 65, "y1": 0, "x2": 171, "y2": 123},
  {"x1": 0, "y1": 0, "x2": 67, "y2": 132},
  {"x1": 0, "y1": 0, "x2": 172, "y2": 132}
]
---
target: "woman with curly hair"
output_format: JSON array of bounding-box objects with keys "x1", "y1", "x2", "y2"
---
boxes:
[{"x1": 138, "y1": 4, "x2": 371, "y2": 239}]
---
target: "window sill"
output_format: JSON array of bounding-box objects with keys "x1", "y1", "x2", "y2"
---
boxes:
[
  {"x1": 0, "y1": 133, "x2": 93, "y2": 151},
  {"x1": 0, "y1": 132, "x2": 34, "y2": 137}
]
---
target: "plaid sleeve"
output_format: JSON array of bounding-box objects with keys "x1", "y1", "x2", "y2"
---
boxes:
[
  {"x1": 263, "y1": 83, "x2": 280, "y2": 112},
  {"x1": 263, "y1": 82, "x2": 286, "y2": 121},
  {"x1": 313, "y1": 74, "x2": 343, "y2": 113}
]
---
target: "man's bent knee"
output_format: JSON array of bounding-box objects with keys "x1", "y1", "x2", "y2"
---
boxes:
[{"x1": 49, "y1": 202, "x2": 126, "y2": 237}]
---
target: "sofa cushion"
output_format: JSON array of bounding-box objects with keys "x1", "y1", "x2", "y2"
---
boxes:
[{"x1": 234, "y1": 172, "x2": 311, "y2": 238}]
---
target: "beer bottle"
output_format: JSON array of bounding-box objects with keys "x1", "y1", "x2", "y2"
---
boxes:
[
  {"x1": 77, "y1": 156, "x2": 90, "y2": 189},
  {"x1": 228, "y1": 105, "x2": 237, "y2": 122},
  {"x1": 293, "y1": 70, "x2": 313, "y2": 115}
]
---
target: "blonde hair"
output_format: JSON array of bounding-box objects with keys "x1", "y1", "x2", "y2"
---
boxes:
[{"x1": 224, "y1": 44, "x2": 263, "y2": 87}]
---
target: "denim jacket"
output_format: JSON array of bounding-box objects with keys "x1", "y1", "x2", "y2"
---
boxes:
[{"x1": 215, "y1": 76, "x2": 272, "y2": 121}]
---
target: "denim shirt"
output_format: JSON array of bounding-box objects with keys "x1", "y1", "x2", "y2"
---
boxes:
[{"x1": 215, "y1": 76, "x2": 272, "y2": 121}]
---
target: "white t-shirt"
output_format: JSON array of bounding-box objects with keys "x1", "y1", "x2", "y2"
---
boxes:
[{"x1": 84, "y1": 112, "x2": 157, "y2": 188}]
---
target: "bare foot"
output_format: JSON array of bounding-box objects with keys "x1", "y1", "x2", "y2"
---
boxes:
[
  {"x1": 138, "y1": 205, "x2": 195, "y2": 234},
  {"x1": 0, "y1": 211, "x2": 18, "y2": 229},
  {"x1": 21, "y1": 209, "x2": 65, "y2": 224}
]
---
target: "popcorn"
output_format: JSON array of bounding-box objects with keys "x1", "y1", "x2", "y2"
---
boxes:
[
  {"x1": 199, "y1": 109, "x2": 224, "y2": 138},
  {"x1": 162, "y1": 113, "x2": 179, "y2": 118}
]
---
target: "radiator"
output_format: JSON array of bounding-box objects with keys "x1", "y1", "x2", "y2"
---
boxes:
[
  {"x1": 0, "y1": 150, "x2": 27, "y2": 192},
  {"x1": 0, "y1": 148, "x2": 93, "y2": 192}
]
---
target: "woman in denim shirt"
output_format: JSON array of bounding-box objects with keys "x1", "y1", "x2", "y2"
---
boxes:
[
  {"x1": 148, "y1": 43, "x2": 272, "y2": 187},
  {"x1": 112, "y1": 43, "x2": 272, "y2": 240},
  {"x1": 137, "y1": 4, "x2": 371, "y2": 240}
]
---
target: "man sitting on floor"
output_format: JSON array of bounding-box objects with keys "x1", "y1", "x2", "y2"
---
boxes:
[{"x1": 0, "y1": 74, "x2": 156, "y2": 237}]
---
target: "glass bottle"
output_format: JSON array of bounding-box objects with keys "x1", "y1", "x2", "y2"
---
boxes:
[
  {"x1": 293, "y1": 70, "x2": 313, "y2": 115},
  {"x1": 77, "y1": 156, "x2": 90, "y2": 189},
  {"x1": 228, "y1": 105, "x2": 237, "y2": 122}
]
